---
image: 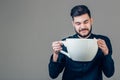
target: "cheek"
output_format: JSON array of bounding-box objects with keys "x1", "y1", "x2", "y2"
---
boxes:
[
  {"x1": 87, "y1": 24, "x2": 91, "y2": 30},
  {"x1": 76, "y1": 26, "x2": 80, "y2": 30},
  {"x1": 74, "y1": 25, "x2": 80, "y2": 30}
]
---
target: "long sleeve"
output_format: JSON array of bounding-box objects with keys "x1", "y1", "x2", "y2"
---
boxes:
[
  {"x1": 48, "y1": 54, "x2": 66, "y2": 79},
  {"x1": 101, "y1": 36, "x2": 115, "y2": 77},
  {"x1": 102, "y1": 55, "x2": 114, "y2": 77}
]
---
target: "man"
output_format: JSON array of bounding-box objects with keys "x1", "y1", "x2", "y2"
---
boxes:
[{"x1": 48, "y1": 5, "x2": 114, "y2": 80}]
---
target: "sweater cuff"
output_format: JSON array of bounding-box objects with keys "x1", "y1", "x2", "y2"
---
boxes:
[
  {"x1": 50, "y1": 55, "x2": 59, "y2": 64},
  {"x1": 103, "y1": 54, "x2": 112, "y2": 61}
]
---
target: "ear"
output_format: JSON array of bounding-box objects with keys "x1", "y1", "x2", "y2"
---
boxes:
[
  {"x1": 72, "y1": 21, "x2": 74, "y2": 27},
  {"x1": 90, "y1": 18, "x2": 93, "y2": 24}
]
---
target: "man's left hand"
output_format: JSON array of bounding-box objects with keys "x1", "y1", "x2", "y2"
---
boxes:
[{"x1": 97, "y1": 39, "x2": 109, "y2": 55}]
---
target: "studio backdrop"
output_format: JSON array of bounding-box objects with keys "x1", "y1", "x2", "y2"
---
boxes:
[{"x1": 0, "y1": 0, "x2": 119, "y2": 80}]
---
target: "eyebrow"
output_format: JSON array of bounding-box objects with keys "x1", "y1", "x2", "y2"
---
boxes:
[
  {"x1": 75, "y1": 19, "x2": 89, "y2": 24},
  {"x1": 84, "y1": 19, "x2": 89, "y2": 22}
]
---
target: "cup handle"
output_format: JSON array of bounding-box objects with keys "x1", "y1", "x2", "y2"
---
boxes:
[{"x1": 60, "y1": 41, "x2": 70, "y2": 58}]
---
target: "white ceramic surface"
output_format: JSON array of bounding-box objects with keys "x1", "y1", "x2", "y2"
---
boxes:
[{"x1": 60, "y1": 39, "x2": 98, "y2": 61}]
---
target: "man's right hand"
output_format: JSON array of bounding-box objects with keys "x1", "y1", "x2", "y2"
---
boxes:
[{"x1": 52, "y1": 41, "x2": 63, "y2": 62}]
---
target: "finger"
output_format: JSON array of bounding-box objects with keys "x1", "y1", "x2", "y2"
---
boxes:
[
  {"x1": 53, "y1": 46, "x2": 62, "y2": 49},
  {"x1": 97, "y1": 39, "x2": 105, "y2": 43},
  {"x1": 52, "y1": 44, "x2": 61, "y2": 47},
  {"x1": 53, "y1": 47, "x2": 62, "y2": 52},
  {"x1": 97, "y1": 39, "x2": 105, "y2": 45},
  {"x1": 98, "y1": 44, "x2": 104, "y2": 48},
  {"x1": 52, "y1": 41, "x2": 61, "y2": 47},
  {"x1": 54, "y1": 47, "x2": 62, "y2": 51},
  {"x1": 58, "y1": 41, "x2": 63, "y2": 45}
]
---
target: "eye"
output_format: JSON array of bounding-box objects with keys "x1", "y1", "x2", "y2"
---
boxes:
[
  {"x1": 84, "y1": 20, "x2": 89, "y2": 24},
  {"x1": 75, "y1": 22, "x2": 81, "y2": 25}
]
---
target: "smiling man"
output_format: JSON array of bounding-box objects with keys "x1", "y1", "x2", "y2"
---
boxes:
[
  {"x1": 48, "y1": 5, "x2": 114, "y2": 80},
  {"x1": 72, "y1": 13, "x2": 92, "y2": 38}
]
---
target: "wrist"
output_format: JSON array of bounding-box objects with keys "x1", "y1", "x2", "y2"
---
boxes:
[
  {"x1": 53, "y1": 53, "x2": 58, "y2": 62},
  {"x1": 103, "y1": 50, "x2": 109, "y2": 55}
]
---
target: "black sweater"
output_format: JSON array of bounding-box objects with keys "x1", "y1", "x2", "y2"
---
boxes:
[{"x1": 48, "y1": 33, "x2": 114, "y2": 80}]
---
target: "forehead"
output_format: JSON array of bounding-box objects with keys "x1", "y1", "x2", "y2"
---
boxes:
[{"x1": 73, "y1": 14, "x2": 90, "y2": 22}]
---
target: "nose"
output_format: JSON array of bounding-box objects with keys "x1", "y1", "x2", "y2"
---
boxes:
[{"x1": 80, "y1": 23, "x2": 86, "y2": 29}]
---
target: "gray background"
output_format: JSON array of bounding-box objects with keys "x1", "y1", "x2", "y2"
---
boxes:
[{"x1": 0, "y1": 0, "x2": 119, "y2": 80}]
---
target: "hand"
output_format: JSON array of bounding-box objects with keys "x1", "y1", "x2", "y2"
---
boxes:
[
  {"x1": 52, "y1": 41, "x2": 63, "y2": 54},
  {"x1": 97, "y1": 39, "x2": 109, "y2": 55},
  {"x1": 52, "y1": 41, "x2": 62, "y2": 62}
]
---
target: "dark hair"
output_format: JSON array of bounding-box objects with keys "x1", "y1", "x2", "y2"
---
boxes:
[{"x1": 70, "y1": 5, "x2": 91, "y2": 20}]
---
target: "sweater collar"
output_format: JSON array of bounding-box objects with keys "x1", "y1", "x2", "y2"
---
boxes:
[{"x1": 74, "y1": 33, "x2": 94, "y2": 39}]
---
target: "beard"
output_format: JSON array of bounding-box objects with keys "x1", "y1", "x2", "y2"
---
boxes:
[{"x1": 75, "y1": 26, "x2": 92, "y2": 38}]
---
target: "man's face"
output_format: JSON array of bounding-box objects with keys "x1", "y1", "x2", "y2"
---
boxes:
[{"x1": 72, "y1": 13, "x2": 93, "y2": 38}]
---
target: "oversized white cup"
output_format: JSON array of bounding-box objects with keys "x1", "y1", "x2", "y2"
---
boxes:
[{"x1": 60, "y1": 38, "x2": 98, "y2": 61}]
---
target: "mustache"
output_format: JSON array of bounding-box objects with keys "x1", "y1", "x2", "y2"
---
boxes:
[{"x1": 79, "y1": 28, "x2": 89, "y2": 31}]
